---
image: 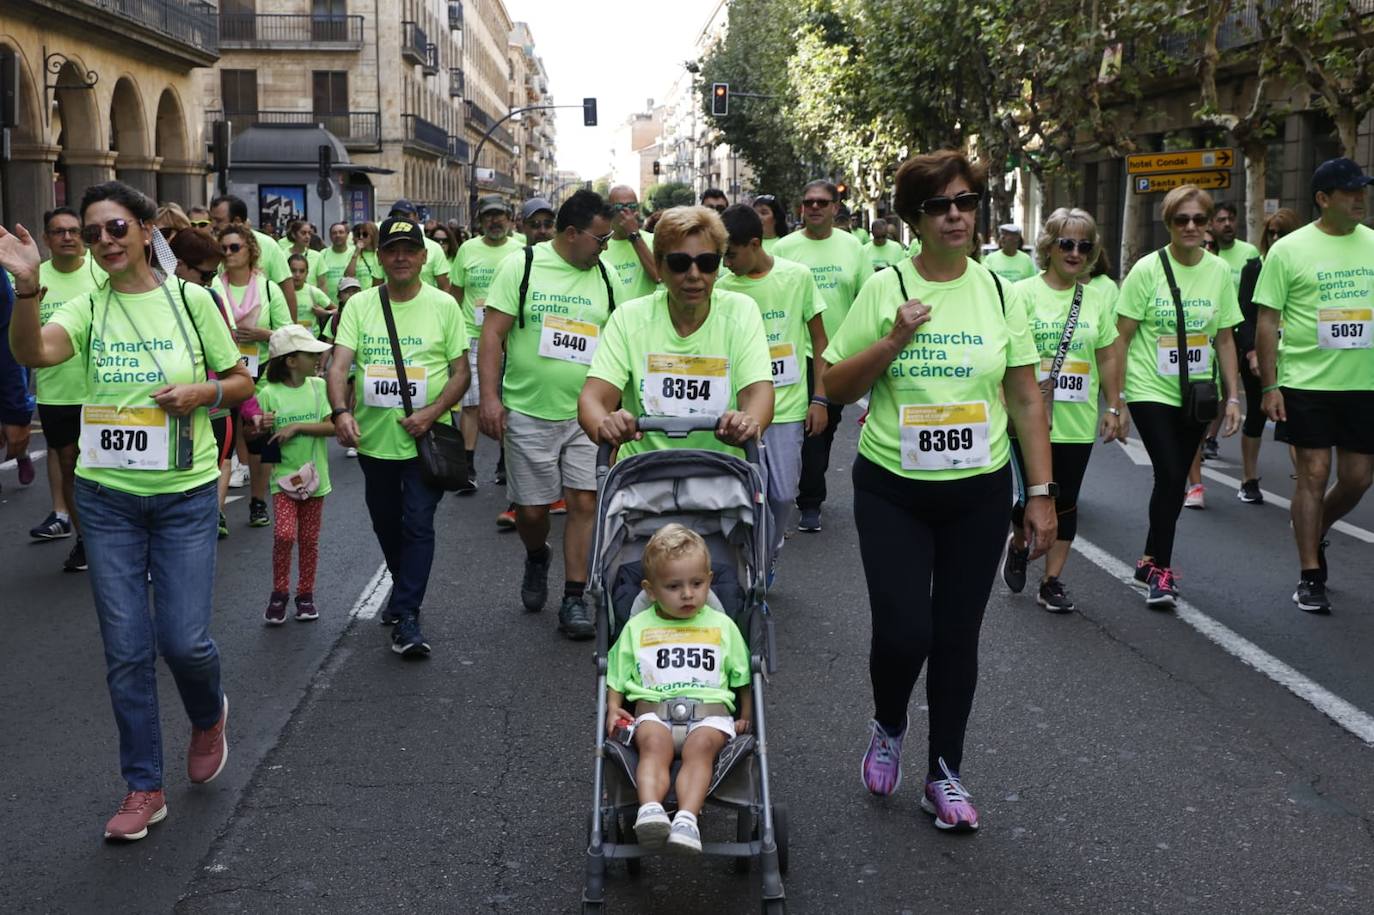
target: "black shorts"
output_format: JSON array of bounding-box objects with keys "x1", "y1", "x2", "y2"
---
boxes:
[
  {"x1": 1275, "y1": 387, "x2": 1374, "y2": 454},
  {"x1": 38, "y1": 403, "x2": 82, "y2": 448},
  {"x1": 212, "y1": 414, "x2": 233, "y2": 466}
]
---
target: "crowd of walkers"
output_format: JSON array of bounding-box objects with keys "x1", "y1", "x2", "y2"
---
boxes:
[{"x1": 0, "y1": 150, "x2": 1368, "y2": 846}]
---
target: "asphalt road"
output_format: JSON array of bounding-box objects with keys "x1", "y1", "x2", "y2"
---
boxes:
[{"x1": 0, "y1": 415, "x2": 1370, "y2": 915}]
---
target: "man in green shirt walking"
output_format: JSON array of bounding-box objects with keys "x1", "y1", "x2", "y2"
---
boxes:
[
  {"x1": 211, "y1": 194, "x2": 299, "y2": 322},
  {"x1": 983, "y1": 224, "x2": 1037, "y2": 283},
  {"x1": 387, "y1": 200, "x2": 452, "y2": 294},
  {"x1": 1210, "y1": 202, "x2": 1261, "y2": 290},
  {"x1": 601, "y1": 186, "x2": 658, "y2": 300},
  {"x1": 863, "y1": 218, "x2": 906, "y2": 271}
]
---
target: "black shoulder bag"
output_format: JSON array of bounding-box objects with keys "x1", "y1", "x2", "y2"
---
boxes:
[
  {"x1": 378, "y1": 286, "x2": 469, "y2": 491},
  {"x1": 1156, "y1": 249, "x2": 1219, "y2": 423}
]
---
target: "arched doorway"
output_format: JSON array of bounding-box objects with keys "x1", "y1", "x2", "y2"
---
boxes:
[
  {"x1": 53, "y1": 56, "x2": 111, "y2": 208},
  {"x1": 154, "y1": 88, "x2": 199, "y2": 206},
  {"x1": 0, "y1": 39, "x2": 56, "y2": 230},
  {"x1": 110, "y1": 76, "x2": 157, "y2": 200}
]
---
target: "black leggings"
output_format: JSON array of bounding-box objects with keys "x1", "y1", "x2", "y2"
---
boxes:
[
  {"x1": 1130, "y1": 401, "x2": 1208, "y2": 567},
  {"x1": 798, "y1": 357, "x2": 842, "y2": 511},
  {"x1": 1010, "y1": 439, "x2": 1093, "y2": 542},
  {"x1": 1241, "y1": 358, "x2": 1266, "y2": 439},
  {"x1": 853, "y1": 455, "x2": 1011, "y2": 779}
]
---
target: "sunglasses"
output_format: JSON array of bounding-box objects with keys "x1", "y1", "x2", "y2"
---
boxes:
[
  {"x1": 1172, "y1": 213, "x2": 1210, "y2": 227},
  {"x1": 527, "y1": 219, "x2": 555, "y2": 230},
  {"x1": 221, "y1": 242, "x2": 244, "y2": 254},
  {"x1": 754, "y1": 195, "x2": 777, "y2": 203},
  {"x1": 1056, "y1": 238, "x2": 1095, "y2": 255},
  {"x1": 580, "y1": 227, "x2": 613, "y2": 246},
  {"x1": 179, "y1": 261, "x2": 217, "y2": 285},
  {"x1": 917, "y1": 192, "x2": 981, "y2": 216},
  {"x1": 609, "y1": 203, "x2": 639, "y2": 214},
  {"x1": 664, "y1": 252, "x2": 722, "y2": 274},
  {"x1": 802, "y1": 198, "x2": 833, "y2": 209},
  {"x1": 81, "y1": 218, "x2": 132, "y2": 245},
  {"x1": 705, "y1": 204, "x2": 726, "y2": 213},
  {"x1": 190, "y1": 219, "x2": 211, "y2": 228}
]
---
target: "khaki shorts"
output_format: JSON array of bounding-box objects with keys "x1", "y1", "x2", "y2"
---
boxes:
[
  {"x1": 460, "y1": 340, "x2": 481, "y2": 408},
  {"x1": 504, "y1": 409, "x2": 596, "y2": 504}
]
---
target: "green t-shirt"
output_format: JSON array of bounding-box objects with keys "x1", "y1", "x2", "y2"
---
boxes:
[
  {"x1": 1086, "y1": 273, "x2": 1119, "y2": 312},
  {"x1": 1017, "y1": 275, "x2": 1120, "y2": 444},
  {"x1": 863, "y1": 240, "x2": 907, "y2": 273},
  {"x1": 485, "y1": 242, "x2": 614, "y2": 421},
  {"x1": 1252, "y1": 222, "x2": 1374, "y2": 392},
  {"x1": 50, "y1": 279, "x2": 240, "y2": 496},
  {"x1": 716, "y1": 256, "x2": 826, "y2": 423},
  {"x1": 453, "y1": 235, "x2": 522, "y2": 338},
  {"x1": 295, "y1": 284, "x2": 334, "y2": 336},
  {"x1": 587, "y1": 288, "x2": 773, "y2": 458},
  {"x1": 511, "y1": 231, "x2": 528, "y2": 247},
  {"x1": 1214, "y1": 238, "x2": 1261, "y2": 291},
  {"x1": 36, "y1": 257, "x2": 105, "y2": 405},
  {"x1": 211, "y1": 274, "x2": 293, "y2": 372},
  {"x1": 419, "y1": 237, "x2": 451, "y2": 288},
  {"x1": 334, "y1": 284, "x2": 467, "y2": 460},
  {"x1": 606, "y1": 605, "x2": 750, "y2": 711},
  {"x1": 254, "y1": 376, "x2": 333, "y2": 497},
  {"x1": 285, "y1": 247, "x2": 322, "y2": 290},
  {"x1": 823, "y1": 259, "x2": 1039, "y2": 481},
  {"x1": 983, "y1": 249, "x2": 1038, "y2": 284},
  {"x1": 906, "y1": 238, "x2": 923, "y2": 258},
  {"x1": 772, "y1": 229, "x2": 870, "y2": 339},
  {"x1": 354, "y1": 250, "x2": 384, "y2": 290},
  {"x1": 314, "y1": 246, "x2": 354, "y2": 304},
  {"x1": 851, "y1": 227, "x2": 870, "y2": 246},
  {"x1": 1115, "y1": 248, "x2": 1242, "y2": 407},
  {"x1": 600, "y1": 231, "x2": 657, "y2": 301},
  {"x1": 761, "y1": 236, "x2": 781, "y2": 255},
  {"x1": 253, "y1": 229, "x2": 291, "y2": 285}
]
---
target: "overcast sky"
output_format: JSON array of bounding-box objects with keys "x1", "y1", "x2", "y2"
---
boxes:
[{"x1": 504, "y1": 0, "x2": 721, "y2": 179}]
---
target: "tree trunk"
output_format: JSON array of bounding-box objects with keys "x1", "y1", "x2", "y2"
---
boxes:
[
  {"x1": 1120, "y1": 173, "x2": 1146, "y2": 276},
  {"x1": 1242, "y1": 140, "x2": 1267, "y2": 244},
  {"x1": 1336, "y1": 110, "x2": 1359, "y2": 158}
]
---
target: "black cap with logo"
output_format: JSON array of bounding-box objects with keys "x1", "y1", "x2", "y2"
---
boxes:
[{"x1": 377, "y1": 217, "x2": 425, "y2": 249}]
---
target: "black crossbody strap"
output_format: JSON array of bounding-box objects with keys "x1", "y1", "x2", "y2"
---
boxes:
[
  {"x1": 1046, "y1": 283, "x2": 1084, "y2": 385},
  {"x1": 516, "y1": 245, "x2": 535, "y2": 329},
  {"x1": 595, "y1": 258, "x2": 617, "y2": 313},
  {"x1": 378, "y1": 286, "x2": 415, "y2": 418},
  {"x1": 1156, "y1": 248, "x2": 1192, "y2": 399},
  {"x1": 895, "y1": 261, "x2": 910, "y2": 302}
]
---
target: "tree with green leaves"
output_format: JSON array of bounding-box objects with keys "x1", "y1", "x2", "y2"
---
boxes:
[
  {"x1": 644, "y1": 181, "x2": 696, "y2": 211},
  {"x1": 1271, "y1": 0, "x2": 1374, "y2": 155}
]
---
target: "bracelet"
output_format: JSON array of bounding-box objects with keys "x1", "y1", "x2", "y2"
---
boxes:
[
  {"x1": 810, "y1": 396, "x2": 830, "y2": 406},
  {"x1": 209, "y1": 379, "x2": 223, "y2": 411},
  {"x1": 14, "y1": 287, "x2": 40, "y2": 298},
  {"x1": 1262, "y1": 384, "x2": 1280, "y2": 393},
  {"x1": 1226, "y1": 397, "x2": 1241, "y2": 406},
  {"x1": 1106, "y1": 407, "x2": 1121, "y2": 416}
]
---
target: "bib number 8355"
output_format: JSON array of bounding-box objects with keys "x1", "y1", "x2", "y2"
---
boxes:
[
  {"x1": 662, "y1": 377, "x2": 712, "y2": 401},
  {"x1": 655, "y1": 646, "x2": 716, "y2": 671}
]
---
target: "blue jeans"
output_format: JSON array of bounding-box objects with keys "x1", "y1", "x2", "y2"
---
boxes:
[
  {"x1": 357, "y1": 456, "x2": 443, "y2": 618},
  {"x1": 75, "y1": 478, "x2": 223, "y2": 792}
]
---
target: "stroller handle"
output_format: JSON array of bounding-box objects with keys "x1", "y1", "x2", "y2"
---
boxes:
[{"x1": 595, "y1": 415, "x2": 762, "y2": 472}]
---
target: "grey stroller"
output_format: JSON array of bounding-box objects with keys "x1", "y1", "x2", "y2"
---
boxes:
[{"x1": 581, "y1": 416, "x2": 789, "y2": 914}]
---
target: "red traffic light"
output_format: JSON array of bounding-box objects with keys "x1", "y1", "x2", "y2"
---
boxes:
[{"x1": 711, "y1": 82, "x2": 729, "y2": 117}]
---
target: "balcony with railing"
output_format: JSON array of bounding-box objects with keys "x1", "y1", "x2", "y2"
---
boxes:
[
  {"x1": 205, "y1": 108, "x2": 381, "y2": 152},
  {"x1": 423, "y1": 43, "x2": 440, "y2": 76},
  {"x1": 448, "y1": 1, "x2": 464, "y2": 31},
  {"x1": 218, "y1": 13, "x2": 363, "y2": 50},
  {"x1": 31, "y1": 0, "x2": 219, "y2": 66},
  {"x1": 475, "y1": 168, "x2": 515, "y2": 191},
  {"x1": 449, "y1": 68, "x2": 466, "y2": 99},
  {"x1": 448, "y1": 135, "x2": 471, "y2": 162},
  {"x1": 403, "y1": 114, "x2": 449, "y2": 157},
  {"x1": 401, "y1": 21, "x2": 428, "y2": 67}
]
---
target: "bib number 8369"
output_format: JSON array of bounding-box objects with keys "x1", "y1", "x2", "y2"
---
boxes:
[
  {"x1": 918, "y1": 427, "x2": 974, "y2": 452},
  {"x1": 662, "y1": 377, "x2": 712, "y2": 401},
  {"x1": 655, "y1": 646, "x2": 715, "y2": 671},
  {"x1": 99, "y1": 428, "x2": 149, "y2": 452}
]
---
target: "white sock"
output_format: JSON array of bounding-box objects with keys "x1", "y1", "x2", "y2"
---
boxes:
[
  {"x1": 672, "y1": 810, "x2": 698, "y2": 825},
  {"x1": 55, "y1": 511, "x2": 70, "y2": 522}
]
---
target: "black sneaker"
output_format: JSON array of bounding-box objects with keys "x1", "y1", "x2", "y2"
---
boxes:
[
  {"x1": 248, "y1": 498, "x2": 270, "y2": 528},
  {"x1": 1037, "y1": 576, "x2": 1074, "y2": 613},
  {"x1": 798, "y1": 508, "x2": 822, "y2": 532},
  {"x1": 63, "y1": 538, "x2": 88, "y2": 572},
  {"x1": 1237, "y1": 479, "x2": 1263, "y2": 504},
  {"x1": 30, "y1": 512, "x2": 73, "y2": 541},
  {"x1": 522, "y1": 545, "x2": 552, "y2": 611},
  {"x1": 1002, "y1": 535, "x2": 1028, "y2": 594},
  {"x1": 558, "y1": 595, "x2": 595, "y2": 640},
  {"x1": 456, "y1": 475, "x2": 478, "y2": 495},
  {"x1": 1133, "y1": 558, "x2": 1156, "y2": 587},
  {"x1": 1202, "y1": 437, "x2": 1219, "y2": 460},
  {"x1": 391, "y1": 615, "x2": 431, "y2": 656},
  {"x1": 1145, "y1": 566, "x2": 1179, "y2": 611},
  {"x1": 1293, "y1": 579, "x2": 1331, "y2": 615}
]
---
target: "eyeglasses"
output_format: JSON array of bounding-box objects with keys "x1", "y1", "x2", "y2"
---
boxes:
[
  {"x1": 917, "y1": 192, "x2": 981, "y2": 217},
  {"x1": 46, "y1": 226, "x2": 81, "y2": 238},
  {"x1": 81, "y1": 219, "x2": 132, "y2": 245},
  {"x1": 189, "y1": 219, "x2": 211, "y2": 228},
  {"x1": 527, "y1": 219, "x2": 555, "y2": 230},
  {"x1": 802, "y1": 198, "x2": 833, "y2": 209},
  {"x1": 609, "y1": 203, "x2": 639, "y2": 214},
  {"x1": 1056, "y1": 238, "x2": 1095, "y2": 255},
  {"x1": 1171, "y1": 213, "x2": 1210, "y2": 227},
  {"x1": 664, "y1": 252, "x2": 722, "y2": 274},
  {"x1": 580, "y1": 226, "x2": 613, "y2": 246},
  {"x1": 704, "y1": 203, "x2": 726, "y2": 213},
  {"x1": 221, "y1": 242, "x2": 244, "y2": 254}
]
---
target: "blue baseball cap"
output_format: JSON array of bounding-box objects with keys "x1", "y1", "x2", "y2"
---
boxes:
[{"x1": 1311, "y1": 158, "x2": 1374, "y2": 196}]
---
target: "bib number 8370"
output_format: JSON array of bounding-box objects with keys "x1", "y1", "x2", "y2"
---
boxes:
[
  {"x1": 99, "y1": 428, "x2": 149, "y2": 452},
  {"x1": 661, "y1": 377, "x2": 712, "y2": 401},
  {"x1": 655, "y1": 646, "x2": 716, "y2": 671}
]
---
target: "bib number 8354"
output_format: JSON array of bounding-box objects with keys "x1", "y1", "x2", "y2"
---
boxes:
[
  {"x1": 655, "y1": 646, "x2": 716, "y2": 671},
  {"x1": 661, "y1": 377, "x2": 712, "y2": 401}
]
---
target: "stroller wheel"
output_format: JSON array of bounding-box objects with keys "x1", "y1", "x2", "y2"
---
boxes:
[
  {"x1": 733, "y1": 809, "x2": 754, "y2": 874},
  {"x1": 773, "y1": 803, "x2": 791, "y2": 876},
  {"x1": 582, "y1": 903, "x2": 606, "y2": 914},
  {"x1": 761, "y1": 900, "x2": 787, "y2": 915}
]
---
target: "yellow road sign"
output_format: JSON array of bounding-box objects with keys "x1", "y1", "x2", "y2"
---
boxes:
[
  {"x1": 1127, "y1": 148, "x2": 1235, "y2": 174},
  {"x1": 1132, "y1": 170, "x2": 1233, "y2": 195}
]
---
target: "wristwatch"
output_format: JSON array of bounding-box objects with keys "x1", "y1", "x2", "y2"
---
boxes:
[
  {"x1": 626, "y1": 231, "x2": 641, "y2": 244},
  {"x1": 1025, "y1": 482, "x2": 1059, "y2": 499},
  {"x1": 330, "y1": 407, "x2": 352, "y2": 419}
]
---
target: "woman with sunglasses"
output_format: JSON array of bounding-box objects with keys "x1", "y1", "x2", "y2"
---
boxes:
[
  {"x1": 429, "y1": 225, "x2": 458, "y2": 261},
  {"x1": 0, "y1": 181, "x2": 252, "y2": 841},
  {"x1": 822, "y1": 150, "x2": 1054, "y2": 833},
  {"x1": 581, "y1": 205, "x2": 774, "y2": 457},
  {"x1": 1115, "y1": 184, "x2": 1242, "y2": 610},
  {"x1": 1001, "y1": 208, "x2": 1124, "y2": 612},
  {"x1": 154, "y1": 202, "x2": 191, "y2": 242},
  {"x1": 213, "y1": 225, "x2": 293, "y2": 529},
  {"x1": 344, "y1": 222, "x2": 383, "y2": 288},
  {"x1": 751, "y1": 194, "x2": 789, "y2": 254}
]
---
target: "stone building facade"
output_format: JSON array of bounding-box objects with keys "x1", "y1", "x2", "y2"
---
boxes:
[{"x1": 463, "y1": 0, "x2": 516, "y2": 209}]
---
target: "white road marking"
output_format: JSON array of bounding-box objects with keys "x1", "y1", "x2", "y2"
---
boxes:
[
  {"x1": 225, "y1": 495, "x2": 244, "y2": 504},
  {"x1": 1115, "y1": 438, "x2": 1151, "y2": 466},
  {"x1": 0, "y1": 449, "x2": 47, "y2": 472},
  {"x1": 1072, "y1": 536, "x2": 1374, "y2": 745},
  {"x1": 347, "y1": 562, "x2": 392, "y2": 620}
]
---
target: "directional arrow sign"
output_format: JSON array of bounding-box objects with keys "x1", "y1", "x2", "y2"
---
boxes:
[
  {"x1": 1127, "y1": 148, "x2": 1235, "y2": 174},
  {"x1": 1133, "y1": 170, "x2": 1233, "y2": 195}
]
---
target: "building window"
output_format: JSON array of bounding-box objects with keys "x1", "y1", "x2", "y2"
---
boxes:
[
  {"x1": 222, "y1": 0, "x2": 256, "y2": 42},
  {"x1": 221, "y1": 70, "x2": 258, "y2": 115},
  {"x1": 313, "y1": 71, "x2": 349, "y2": 138}
]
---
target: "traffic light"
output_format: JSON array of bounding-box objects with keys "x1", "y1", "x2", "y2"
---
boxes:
[
  {"x1": 836, "y1": 181, "x2": 848, "y2": 197},
  {"x1": 583, "y1": 97, "x2": 597, "y2": 127},
  {"x1": 318, "y1": 144, "x2": 333, "y2": 179},
  {"x1": 712, "y1": 82, "x2": 729, "y2": 117},
  {"x1": 653, "y1": 160, "x2": 661, "y2": 176}
]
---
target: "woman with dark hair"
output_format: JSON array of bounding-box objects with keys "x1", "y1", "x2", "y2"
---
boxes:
[
  {"x1": 429, "y1": 224, "x2": 458, "y2": 260},
  {"x1": 344, "y1": 221, "x2": 383, "y2": 288},
  {"x1": 751, "y1": 194, "x2": 789, "y2": 254},
  {"x1": 0, "y1": 181, "x2": 252, "y2": 841},
  {"x1": 823, "y1": 150, "x2": 1055, "y2": 833}
]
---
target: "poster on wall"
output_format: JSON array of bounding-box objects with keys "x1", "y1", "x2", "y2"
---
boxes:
[
  {"x1": 259, "y1": 185, "x2": 307, "y2": 238},
  {"x1": 345, "y1": 187, "x2": 372, "y2": 226}
]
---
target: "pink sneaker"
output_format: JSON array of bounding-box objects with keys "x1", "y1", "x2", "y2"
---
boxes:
[
  {"x1": 188, "y1": 695, "x2": 229, "y2": 784},
  {"x1": 861, "y1": 718, "x2": 906, "y2": 796},
  {"x1": 104, "y1": 789, "x2": 167, "y2": 840},
  {"x1": 920, "y1": 758, "x2": 979, "y2": 832},
  {"x1": 1184, "y1": 483, "x2": 1206, "y2": 510}
]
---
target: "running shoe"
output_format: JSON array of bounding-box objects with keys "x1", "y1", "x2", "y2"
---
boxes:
[
  {"x1": 345, "y1": 447, "x2": 358, "y2": 458},
  {"x1": 228, "y1": 462, "x2": 249, "y2": 488},
  {"x1": 496, "y1": 505, "x2": 516, "y2": 529},
  {"x1": 456, "y1": 474, "x2": 477, "y2": 495},
  {"x1": 378, "y1": 605, "x2": 403, "y2": 626},
  {"x1": 63, "y1": 538, "x2": 87, "y2": 573},
  {"x1": 1237, "y1": 479, "x2": 1263, "y2": 504},
  {"x1": 1002, "y1": 534, "x2": 1028, "y2": 594},
  {"x1": 217, "y1": 511, "x2": 229, "y2": 540},
  {"x1": 294, "y1": 593, "x2": 319, "y2": 621},
  {"x1": 1293, "y1": 579, "x2": 1331, "y2": 615},
  {"x1": 391, "y1": 614, "x2": 431, "y2": 656},
  {"x1": 1202, "y1": 437, "x2": 1219, "y2": 461},
  {"x1": 522, "y1": 545, "x2": 551, "y2": 611},
  {"x1": 16, "y1": 455, "x2": 34, "y2": 485},
  {"x1": 1037, "y1": 576, "x2": 1074, "y2": 613},
  {"x1": 861, "y1": 717, "x2": 906, "y2": 796},
  {"x1": 558, "y1": 595, "x2": 595, "y2": 640},
  {"x1": 249, "y1": 498, "x2": 270, "y2": 527},
  {"x1": 264, "y1": 591, "x2": 289, "y2": 625},
  {"x1": 1133, "y1": 557, "x2": 1157, "y2": 587},
  {"x1": 920, "y1": 758, "x2": 979, "y2": 832},
  {"x1": 665, "y1": 812, "x2": 703, "y2": 854},
  {"x1": 549, "y1": 498, "x2": 568, "y2": 515},
  {"x1": 29, "y1": 512, "x2": 73, "y2": 540},
  {"x1": 1146, "y1": 566, "x2": 1179, "y2": 610},
  {"x1": 104, "y1": 790, "x2": 167, "y2": 841},
  {"x1": 633, "y1": 802, "x2": 671, "y2": 847},
  {"x1": 187, "y1": 695, "x2": 229, "y2": 784},
  {"x1": 798, "y1": 508, "x2": 822, "y2": 533},
  {"x1": 1183, "y1": 483, "x2": 1206, "y2": 510}
]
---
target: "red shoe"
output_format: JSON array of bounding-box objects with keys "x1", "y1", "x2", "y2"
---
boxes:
[
  {"x1": 104, "y1": 790, "x2": 167, "y2": 841},
  {"x1": 549, "y1": 498, "x2": 568, "y2": 515},
  {"x1": 496, "y1": 506, "x2": 516, "y2": 529},
  {"x1": 188, "y1": 695, "x2": 229, "y2": 784}
]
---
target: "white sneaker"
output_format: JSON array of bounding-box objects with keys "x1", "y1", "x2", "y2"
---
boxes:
[
  {"x1": 228, "y1": 459, "x2": 248, "y2": 489},
  {"x1": 633, "y1": 802, "x2": 671, "y2": 847},
  {"x1": 345, "y1": 447, "x2": 358, "y2": 458},
  {"x1": 1184, "y1": 483, "x2": 1205, "y2": 510},
  {"x1": 665, "y1": 811, "x2": 702, "y2": 854}
]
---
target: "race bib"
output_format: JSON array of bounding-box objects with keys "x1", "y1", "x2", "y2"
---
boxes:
[
  {"x1": 1156, "y1": 334, "x2": 1210, "y2": 376},
  {"x1": 363, "y1": 364, "x2": 428, "y2": 409},
  {"x1": 1038, "y1": 357, "x2": 1092, "y2": 404},
  {"x1": 768, "y1": 343, "x2": 801, "y2": 387},
  {"x1": 1318, "y1": 308, "x2": 1372, "y2": 349},
  {"x1": 634, "y1": 626, "x2": 724, "y2": 691},
  {"x1": 472, "y1": 299, "x2": 486, "y2": 328},
  {"x1": 538, "y1": 315, "x2": 600, "y2": 365},
  {"x1": 80, "y1": 404, "x2": 170, "y2": 470},
  {"x1": 899, "y1": 401, "x2": 991, "y2": 471},
  {"x1": 643, "y1": 354, "x2": 729, "y2": 417},
  {"x1": 238, "y1": 343, "x2": 260, "y2": 377}
]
